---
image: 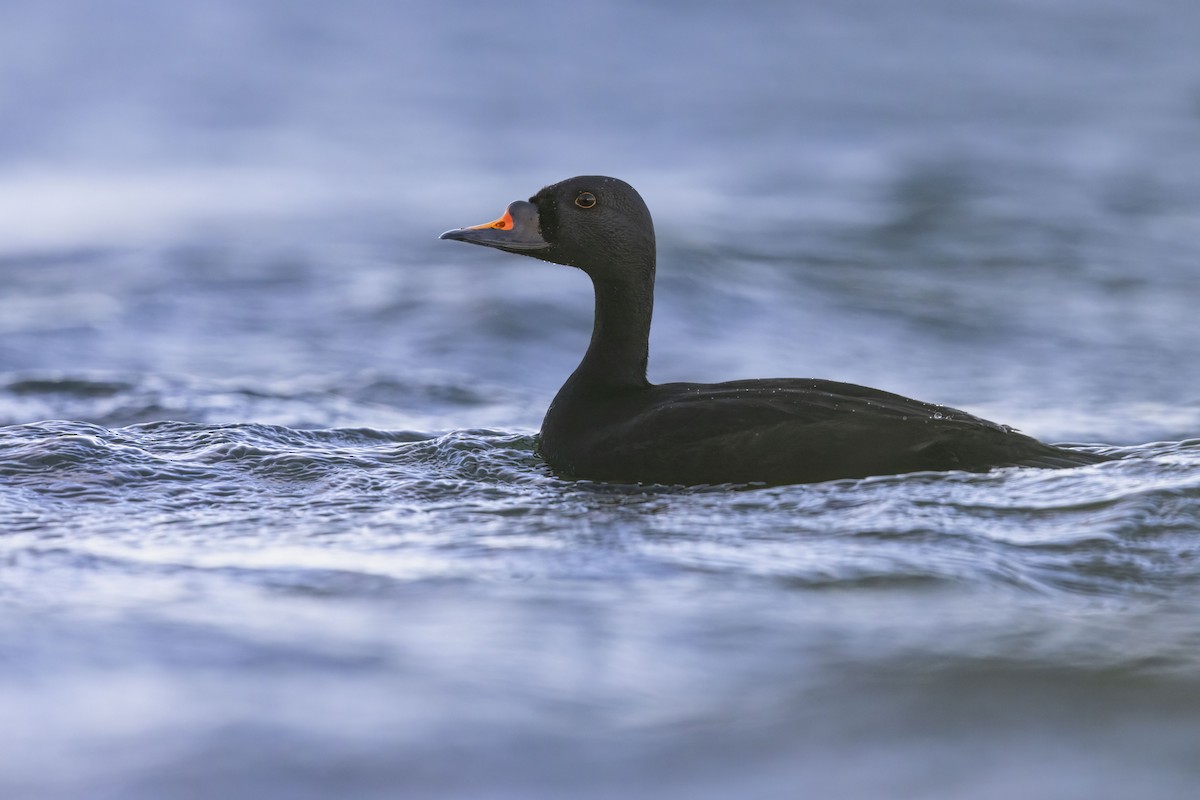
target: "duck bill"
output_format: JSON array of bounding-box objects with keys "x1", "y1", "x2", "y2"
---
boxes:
[{"x1": 439, "y1": 200, "x2": 548, "y2": 252}]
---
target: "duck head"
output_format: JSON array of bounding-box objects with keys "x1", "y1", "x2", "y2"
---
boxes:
[{"x1": 440, "y1": 175, "x2": 656, "y2": 280}]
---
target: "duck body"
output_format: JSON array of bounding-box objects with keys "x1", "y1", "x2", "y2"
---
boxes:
[
  {"x1": 441, "y1": 175, "x2": 1107, "y2": 486},
  {"x1": 540, "y1": 376, "x2": 1099, "y2": 486}
]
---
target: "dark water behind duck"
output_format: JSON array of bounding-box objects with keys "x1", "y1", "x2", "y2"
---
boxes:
[{"x1": 3, "y1": 2, "x2": 1200, "y2": 798}]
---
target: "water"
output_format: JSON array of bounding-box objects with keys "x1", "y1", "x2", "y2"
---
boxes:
[{"x1": 3, "y1": 1, "x2": 1200, "y2": 797}]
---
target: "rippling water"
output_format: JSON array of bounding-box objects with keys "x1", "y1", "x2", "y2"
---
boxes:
[{"x1": 4, "y1": 1, "x2": 1200, "y2": 798}]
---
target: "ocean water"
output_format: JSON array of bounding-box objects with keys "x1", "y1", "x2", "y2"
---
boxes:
[{"x1": 3, "y1": 1, "x2": 1200, "y2": 798}]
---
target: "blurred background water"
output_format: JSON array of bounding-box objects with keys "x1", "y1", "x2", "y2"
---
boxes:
[{"x1": 3, "y1": 1, "x2": 1200, "y2": 798}]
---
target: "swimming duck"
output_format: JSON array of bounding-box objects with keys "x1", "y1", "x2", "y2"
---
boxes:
[{"x1": 441, "y1": 175, "x2": 1106, "y2": 485}]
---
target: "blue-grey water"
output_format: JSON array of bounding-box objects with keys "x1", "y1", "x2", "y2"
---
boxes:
[{"x1": 3, "y1": 2, "x2": 1200, "y2": 798}]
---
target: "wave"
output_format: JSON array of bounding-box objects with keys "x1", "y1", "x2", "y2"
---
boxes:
[{"x1": 3, "y1": 416, "x2": 1198, "y2": 604}]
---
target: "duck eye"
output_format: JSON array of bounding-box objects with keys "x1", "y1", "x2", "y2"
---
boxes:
[{"x1": 574, "y1": 192, "x2": 597, "y2": 209}]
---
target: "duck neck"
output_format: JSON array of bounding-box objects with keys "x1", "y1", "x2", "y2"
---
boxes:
[{"x1": 570, "y1": 267, "x2": 655, "y2": 390}]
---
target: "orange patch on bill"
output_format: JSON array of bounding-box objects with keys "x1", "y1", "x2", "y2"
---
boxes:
[{"x1": 467, "y1": 209, "x2": 514, "y2": 231}]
